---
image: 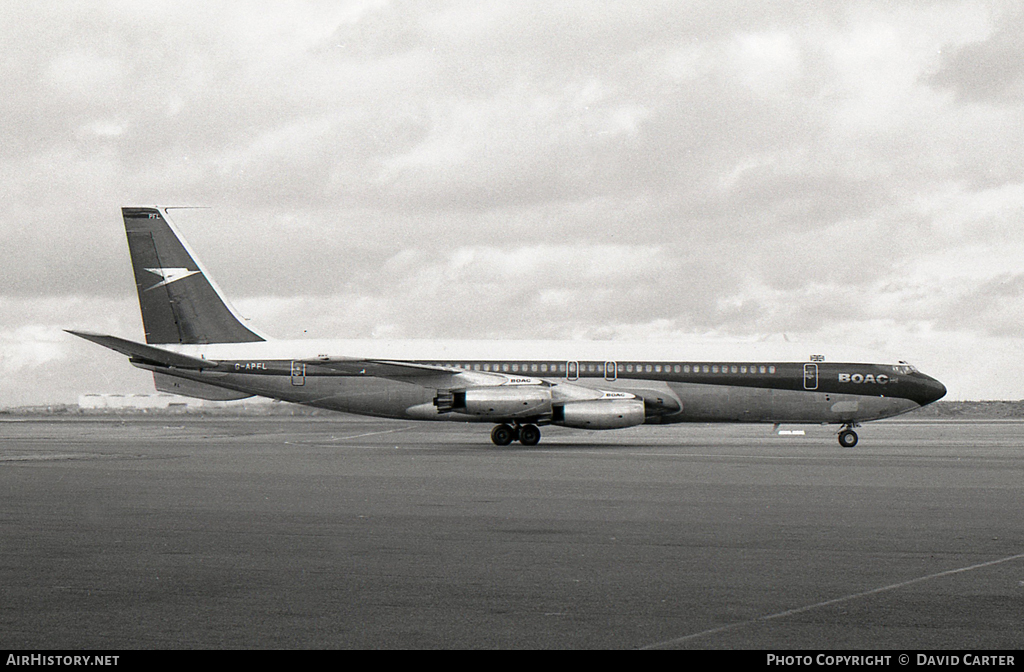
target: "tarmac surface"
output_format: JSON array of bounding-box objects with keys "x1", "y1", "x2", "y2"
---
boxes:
[{"x1": 1, "y1": 415, "x2": 1022, "y2": 650}]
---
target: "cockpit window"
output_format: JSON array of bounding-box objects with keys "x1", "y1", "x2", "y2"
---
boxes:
[{"x1": 892, "y1": 363, "x2": 918, "y2": 374}]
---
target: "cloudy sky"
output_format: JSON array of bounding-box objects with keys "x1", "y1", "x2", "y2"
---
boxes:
[{"x1": 2, "y1": 0, "x2": 1023, "y2": 405}]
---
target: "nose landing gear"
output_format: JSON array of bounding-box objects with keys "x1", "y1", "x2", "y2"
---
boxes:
[
  {"x1": 490, "y1": 423, "x2": 542, "y2": 446},
  {"x1": 837, "y1": 424, "x2": 859, "y2": 448}
]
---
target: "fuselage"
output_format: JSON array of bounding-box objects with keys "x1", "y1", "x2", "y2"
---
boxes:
[{"x1": 142, "y1": 338, "x2": 947, "y2": 426}]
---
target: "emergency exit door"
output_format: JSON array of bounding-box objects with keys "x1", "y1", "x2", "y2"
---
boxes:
[
  {"x1": 803, "y1": 363, "x2": 818, "y2": 390},
  {"x1": 291, "y1": 361, "x2": 305, "y2": 386}
]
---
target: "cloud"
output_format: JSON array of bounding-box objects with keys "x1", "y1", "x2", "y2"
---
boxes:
[
  {"x1": 2, "y1": 1, "x2": 1024, "y2": 403},
  {"x1": 931, "y1": 5, "x2": 1024, "y2": 103}
]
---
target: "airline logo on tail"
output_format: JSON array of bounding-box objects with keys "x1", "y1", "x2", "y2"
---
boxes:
[{"x1": 143, "y1": 267, "x2": 199, "y2": 290}]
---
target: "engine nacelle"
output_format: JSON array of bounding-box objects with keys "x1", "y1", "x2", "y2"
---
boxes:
[
  {"x1": 434, "y1": 386, "x2": 552, "y2": 419},
  {"x1": 552, "y1": 398, "x2": 646, "y2": 429}
]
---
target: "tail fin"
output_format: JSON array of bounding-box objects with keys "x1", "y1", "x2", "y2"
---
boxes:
[{"x1": 122, "y1": 207, "x2": 266, "y2": 344}]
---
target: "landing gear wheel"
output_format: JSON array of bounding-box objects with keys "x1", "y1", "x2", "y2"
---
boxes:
[
  {"x1": 838, "y1": 429, "x2": 859, "y2": 448},
  {"x1": 491, "y1": 424, "x2": 515, "y2": 446},
  {"x1": 518, "y1": 424, "x2": 541, "y2": 446}
]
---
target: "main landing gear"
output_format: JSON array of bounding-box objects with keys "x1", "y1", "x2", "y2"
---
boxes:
[
  {"x1": 490, "y1": 423, "x2": 541, "y2": 446},
  {"x1": 837, "y1": 423, "x2": 859, "y2": 448}
]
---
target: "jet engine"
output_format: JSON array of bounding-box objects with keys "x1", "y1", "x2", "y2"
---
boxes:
[
  {"x1": 434, "y1": 386, "x2": 552, "y2": 419},
  {"x1": 552, "y1": 398, "x2": 646, "y2": 429}
]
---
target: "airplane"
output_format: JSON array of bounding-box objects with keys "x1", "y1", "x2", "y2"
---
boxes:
[{"x1": 68, "y1": 206, "x2": 947, "y2": 448}]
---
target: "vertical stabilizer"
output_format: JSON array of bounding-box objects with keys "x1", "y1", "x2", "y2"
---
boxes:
[{"x1": 122, "y1": 207, "x2": 266, "y2": 344}]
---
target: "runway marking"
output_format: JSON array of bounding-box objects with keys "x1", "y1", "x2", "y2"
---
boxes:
[
  {"x1": 281, "y1": 427, "x2": 411, "y2": 445},
  {"x1": 641, "y1": 551, "x2": 1024, "y2": 649},
  {"x1": 326, "y1": 427, "x2": 412, "y2": 442},
  {"x1": 0, "y1": 452, "x2": 123, "y2": 462}
]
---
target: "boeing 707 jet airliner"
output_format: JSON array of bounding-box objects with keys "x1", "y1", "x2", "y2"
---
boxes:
[{"x1": 69, "y1": 207, "x2": 946, "y2": 447}]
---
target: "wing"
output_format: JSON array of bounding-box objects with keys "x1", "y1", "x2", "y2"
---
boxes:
[
  {"x1": 299, "y1": 356, "x2": 673, "y2": 410},
  {"x1": 300, "y1": 356, "x2": 548, "y2": 389}
]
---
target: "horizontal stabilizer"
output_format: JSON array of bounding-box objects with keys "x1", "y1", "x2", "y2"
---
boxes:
[{"x1": 66, "y1": 330, "x2": 214, "y2": 369}]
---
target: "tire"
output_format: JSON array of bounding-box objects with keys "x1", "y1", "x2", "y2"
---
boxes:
[
  {"x1": 491, "y1": 424, "x2": 515, "y2": 446},
  {"x1": 518, "y1": 424, "x2": 541, "y2": 446},
  {"x1": 838, "y1": 429, "x2": 859, "y2": 448}
]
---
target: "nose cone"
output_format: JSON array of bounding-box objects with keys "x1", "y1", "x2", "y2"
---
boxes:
[{"x1": 915, "y1": 374, "x2": 947, "y2": 407}]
